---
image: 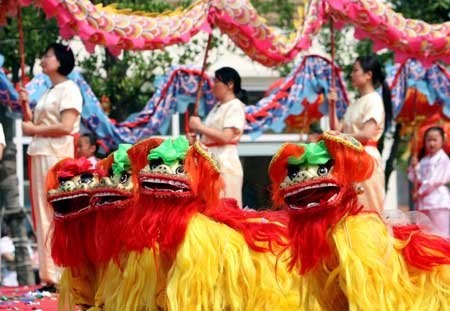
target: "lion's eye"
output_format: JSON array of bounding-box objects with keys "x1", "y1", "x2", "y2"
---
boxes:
[
  {"x1": 175, "y1": 166, "x2": 185, "y2": 174},
  {"x1": 80, "y1": 173, "x2": 94, "y2": 184},
  {"x1": 119, "y1": 173, "x2": 130, "y2": 184},
  {"x1": 58, "y1": 177, "x2": 71, "y2": 186},
  {"x1": 317, "y1": 165, "x2": 329, "y2": 176},
  {"x1": 287, "y1": 165, "x2": 299, "y2": 179}
]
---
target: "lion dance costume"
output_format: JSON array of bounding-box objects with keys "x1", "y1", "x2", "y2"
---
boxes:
[
  {"x1": 47, "y1": 144, "x2": 143, "y2": 311},
  {"x1": 90, "y1": 143, "x2": 154, "y2": 311},
  {"x1": 49, "y1": 138, "x2": 309, "y2": 310},
  {"x1": 108, "y1": 136, "x2": 304, "y2": 311},
  {"x1": 94, "y1": 139, "x2": 164, "y2": 311},
  {"x1": 269, "y1": 130, "x2": 450, "y2": 311},
  {"x1": 46, "y1": 157, "x2": 101, "y2": 310}
]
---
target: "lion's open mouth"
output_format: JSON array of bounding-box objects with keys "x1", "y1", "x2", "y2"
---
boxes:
[
  {"x1": 282, "y1": 179, "x2": 342, "y2": 211},
  {"x1": 139, "y1": 174, "x2": 192, "y2": 197},
  {"x1": 48, "y1": 191, "x2": 92, "y2": 220},
  {"x1": 91, "y1": 189, "x2": 132, "y2": 210}
]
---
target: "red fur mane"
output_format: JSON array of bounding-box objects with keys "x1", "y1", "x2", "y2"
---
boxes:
[
  {"x1": 125, "y1": 138, "x2": 290, "y2": 262},
  {"x1": 125, "y1": 138, "x2": 193, "y2": 258},
  {"x1": 47, "y1": 158, "x2": 98, "y2": 267},
  {"x1": 94, "y1": 154, "x2": 128, "y2": 263},
  {"x1": 393, "y1": 225, "x2": 450, "y2": 270}
]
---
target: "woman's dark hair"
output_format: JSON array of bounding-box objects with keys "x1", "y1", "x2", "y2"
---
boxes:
[
  {"x1": 44, "y1": 43, "x2": 75, "y2": 76},
  {"x1": 356, "y1": 55, "x2": 392, "y2": 131},
  {"x1": 215, "y1": 67, "x2": 248, "y2": 104},
  {"x1": 418, "y1": 126, "x2": 446, "y2": 159}
]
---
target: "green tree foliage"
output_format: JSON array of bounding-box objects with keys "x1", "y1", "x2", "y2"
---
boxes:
[
  {"x1": 251, "y1": 0, "x2": 295, "y2": 29},
  {"x1": 80, "y1": 50, "x2": 173, "y2": 121},
  {"x1": 391, "y1": 0, "x2": 450, "y2": 23}
]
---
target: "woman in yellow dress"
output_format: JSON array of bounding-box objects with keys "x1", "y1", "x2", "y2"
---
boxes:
[
  {"x1": 19, "y1": 43, "x2": 82, "y2": 288},
  {"x1": 329, "y1": 55, "x2": 392, "y2": 212}
]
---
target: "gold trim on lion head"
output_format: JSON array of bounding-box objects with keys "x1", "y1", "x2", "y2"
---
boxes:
[{"x1": 322, "y1": 130, "x2": 364, "y2": 152}]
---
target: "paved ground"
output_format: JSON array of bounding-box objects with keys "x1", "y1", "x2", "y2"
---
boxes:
[{"x1": 0, "y1": 286, "x2": 58, "y2": 311}]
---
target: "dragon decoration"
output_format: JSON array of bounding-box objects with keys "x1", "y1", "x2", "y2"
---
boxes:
[
  {"x1": 3, "y1": 0, "x2": 450, "y2": 66},
  {"x1": 387, "y1": 59, "x2": 450, "y2": 126},
  {"x1": 1, "y1": 56, "x2": 348, "y2": 151},
  {"x1": 386, "y1": 59, "x2": 450, "y2": 156}
]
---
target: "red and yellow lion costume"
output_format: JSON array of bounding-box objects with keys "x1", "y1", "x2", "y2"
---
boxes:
[
  {"x1": 46, "y1": 157, "x2": 101, "y2": 310},
  {"x1": 105, "y1": 136, "x2": 303, "y2": 311},
  {"x1": 269, "y1": 130, "x2": 450, "y2": 311}
]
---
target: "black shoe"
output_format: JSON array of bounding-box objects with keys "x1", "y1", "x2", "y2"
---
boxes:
[{"x1": 38, "y1": 284, "x2": 57, "y2": 293}]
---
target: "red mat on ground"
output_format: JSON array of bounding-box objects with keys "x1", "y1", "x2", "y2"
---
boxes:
[{"x1": 0, "y1": 286, "x2": 58, "y2": 311}]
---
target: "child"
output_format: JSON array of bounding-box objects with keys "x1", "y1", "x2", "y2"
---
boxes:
[
  {"x1": 77, "y1": 132, "x2": 99, "y2": 166},
  {"x1": 409, "y1": 126, "x2": 450, "y2": 238}
]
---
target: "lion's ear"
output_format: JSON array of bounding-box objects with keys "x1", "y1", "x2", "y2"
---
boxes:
[
  {"x1": 184, "y1": 142, "x2": 224, "y2": 206},
  {"x1": 46, "y1": 158, "x2": 73, "y2": 192},
  {"x1": 96, "y1": 153, "x2": 115, "y2": 177},
  {"x1": 321, "y1": 131, "x2": 375, "y2": 184}
]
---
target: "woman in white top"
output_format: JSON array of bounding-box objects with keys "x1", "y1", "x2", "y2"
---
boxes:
[
  {"x1": 329, "y1": 55, "x2": 392, "y2": 212},
  {"x1": 19, "y1": 43, "x2": 82, "y2": 287},
  {"x1": 188, "y1": 67, "x2": 246, "y2": 207}
]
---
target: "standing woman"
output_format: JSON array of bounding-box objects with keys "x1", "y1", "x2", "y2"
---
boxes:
[
  {"x1": 188, "y1": 67, "x2": 246, "y2": 208},
  {"x1": 329, "y1": 55, "x2": 392, "y2": 212},
  {"x1": 19, "y1": 43, "x2": 83, "y2": 288}
]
